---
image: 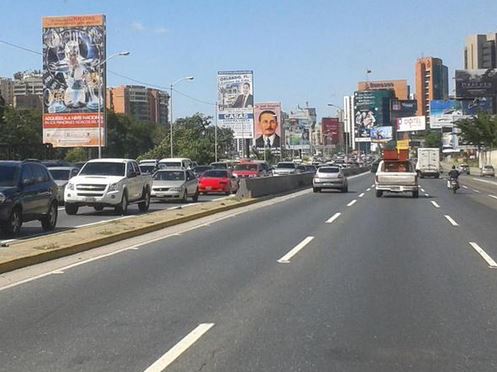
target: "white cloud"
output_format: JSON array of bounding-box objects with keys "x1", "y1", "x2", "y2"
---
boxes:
[
  {"x1": 131, "y1": 21, "x2": 145, "y2": 32},
  {"x1": 154, "y1": 27, "x2": 168, "y2": 34}
]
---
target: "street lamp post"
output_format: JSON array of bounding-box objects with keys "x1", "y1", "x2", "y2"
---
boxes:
[
  {"x1": 96, "y1": 51, "x2": 130, "y2": 158},
  {"x1": 169, "y1": 76, "x2": 194, "y2": 158}
]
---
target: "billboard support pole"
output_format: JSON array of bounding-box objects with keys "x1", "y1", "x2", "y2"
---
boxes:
[{"x1": 215, "y1": 104, "x2": 218, "y2": 162}]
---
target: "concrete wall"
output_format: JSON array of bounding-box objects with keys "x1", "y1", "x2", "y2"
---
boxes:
[{"x1": 236, "y1": 167, "x2": 370, "y2": 198}]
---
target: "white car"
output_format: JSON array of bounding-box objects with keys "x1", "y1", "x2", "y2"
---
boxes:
[
  {"x1": 273, "y1": 162, "x2": 297, "y2": 176},
  {"x1": 64, "y1": 159, "x2": 152, "y2": 215},
  {"x1": 151, "y1": 168, "x2": 199, "y2": 202}
]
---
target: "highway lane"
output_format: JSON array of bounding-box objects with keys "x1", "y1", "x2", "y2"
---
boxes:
[
  {"x1": 2, "y1": 172, "x2": 497, "y2": 370},
  {"x1": 0, "y1": 194, "x2": 227, "y2": 245}
]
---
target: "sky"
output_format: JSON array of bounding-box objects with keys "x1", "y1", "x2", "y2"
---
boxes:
[{"x1": 1, "y1": 0, "x2": 497, "y2": 120}]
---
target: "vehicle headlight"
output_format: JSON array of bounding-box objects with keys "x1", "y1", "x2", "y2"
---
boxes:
[
  {"x1": 66, "y1": 183, "x2": 74, "y2": 191},
  {"x1": 108, "y1": 183, "x2": 120, "y2": 192},
  {"x1": 170, "y1": 186, "x2": 183, "y2": 192},
  {"x1": 0, "y1": 193, "x2": 6, "y2": 203},
  {"x1": 314, "y1": 178, "x2": 320, "y2": 182}
]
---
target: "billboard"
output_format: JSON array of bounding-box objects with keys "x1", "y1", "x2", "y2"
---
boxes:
[
  {"x1": 430, "y1": 100, "x2": 463, "y2": 129},
  {"x1": 357, "y1": 80, "x2": 409, "y2": 100},
  {"x1": 285, "y1": 110, "x2": 312, "y2": 150},
  {"x1": 370, "y1": 126, "x2": 392, "y2": 143},
  {"x1": 455, "y1": 69, "x2": 497, "y2": 99},
  {"x1": 461, "y1": 97, "x2": 494, "y2": 115},
  {"x1": 42, "y1": 15, "x2": 106, "y2": 147},
  {"x1": 253, "y1": 102, "x2": 282, "y2": 150},
  {"x1": 354, "y1": 90, "x2": 394, "y2": 141},
  {"x1": 397, "y1": 116, "x2": 426, "y2": 132},
  {"x1": 217, "y1": 70, "x2": 254, "y2": 139},
  {"x1": 321, "y1": 117, "x2": 341, "y2": 145}
]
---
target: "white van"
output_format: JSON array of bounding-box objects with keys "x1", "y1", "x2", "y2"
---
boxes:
[{"x1": 158, "y1": 158, "x2": 193, "y2": 170}]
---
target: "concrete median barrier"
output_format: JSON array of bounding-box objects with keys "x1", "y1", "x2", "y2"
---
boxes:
[{"x1": 236, "y1": 167, "x2": 370, "y2": 198}]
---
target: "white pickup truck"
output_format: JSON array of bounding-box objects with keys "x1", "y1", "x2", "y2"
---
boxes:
[
  {"x1": 375, "y1": 160, "x2": 419, "y2": 198},
  {"x1": 64, "y1": 158, "x2": 153, "y2": 215}
]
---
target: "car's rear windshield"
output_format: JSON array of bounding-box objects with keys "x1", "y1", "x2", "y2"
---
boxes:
[
  {"x1": 0, "y1": 165, "x2": 20, "y2": 186},
  {"x1": 49, "y1": 169, "x2": 71, "y2": 180},
  {"x1": 203, "y1": 170, "x2": 228, "y2": 178},
  {"x1": 277, "y1": 163, "x2": 295, "y2": 169},
  {"x1": 319, "y1": 167, "x2": 340, "y2": 173},
  {"x1": 210, "y1": 163, "x2": 228, "y2": 169},
  {"x1": 234, "y1": 164, "x2": 258, "y2": 171},
  {"x1": 154, "y1": 171, "x2": 185, "y2": 181},
  {"x1": 484, "y1": 165, "x2": 494, "y2": 169},
  {"x1": 159, "y1": 162, "x2": 182, "y2": 168},
  {"x1": 194, "y1": 166, "x2": 211, "y2": 173},
  {"x1": 79, "y1": 162, "x2": 125, "y2": 176},
  {"x1": 139, "y1": 165, "x2": 156, "y2": 174},
  {"x1": 383, "y1": 161, "x2": 413, "y2": 172}
]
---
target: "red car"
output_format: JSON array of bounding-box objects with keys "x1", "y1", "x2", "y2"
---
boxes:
[
  {"x1": 232, "y1": 162, "x2": 266, "y2": 178},
  {"x1": 199, "y1": 170, "x2": 238, "y2": 195}
]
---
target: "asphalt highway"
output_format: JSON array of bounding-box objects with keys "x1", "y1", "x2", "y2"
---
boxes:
[{"x1": 1, "y1": 172, "x2": 497, "y2": 371}]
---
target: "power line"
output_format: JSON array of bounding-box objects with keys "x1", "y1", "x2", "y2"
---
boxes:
[
  {"x1": 1, "y1": 38, "x2": 216, "y2": 107},
  {"x1": 0, "y1": 39, "x2": 41, "y2": 55}
]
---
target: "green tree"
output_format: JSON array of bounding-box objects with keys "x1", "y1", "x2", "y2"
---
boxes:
[
  {"x1": 456, "y1": 113, "x2": 497, "y2": 164},
  {"x1": 424, "y1": 131, "x2": 442, "y2": 148},
  {"x1": 140, "y1": 114, "x2": 235, "y2": 164},
  {"x1": 65, "y1": 148, "x2": 88, "y2": 163}
]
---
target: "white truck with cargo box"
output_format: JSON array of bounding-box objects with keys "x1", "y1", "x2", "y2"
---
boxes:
[
  {"x1": 64, "y1": 159, "x2": 152, "y2": 215},
  {"x1": 416, "y1": 148, "x2": 440, "y2": 178},
  {"x1": 375, "y1": 150, "x2": 419, "y2": 198}
]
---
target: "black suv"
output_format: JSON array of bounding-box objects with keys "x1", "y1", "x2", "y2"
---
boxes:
[{"x1": 0, "y1": 161, "x2": 59, "y2": 236}]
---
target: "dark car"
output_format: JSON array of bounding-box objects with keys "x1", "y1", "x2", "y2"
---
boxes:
[
  {"x1": 0, "y1": 161, "x2": 58, "y2": 236},
  {"x1": 192, "y1": 165, "x2": 213, "y2": 177}
]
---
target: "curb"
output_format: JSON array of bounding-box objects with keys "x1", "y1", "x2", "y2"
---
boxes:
[{"x1": 0, "y1": 198, "x2": 261, "y2": 274}]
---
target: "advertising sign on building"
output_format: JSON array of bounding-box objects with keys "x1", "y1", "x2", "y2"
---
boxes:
[
  {"x1": 397, "y1": 116, "x2": 426, "y2": 132},
  {"x1": 461, "y1": 97, "x2": 494, "y2": 115},
  {"x1": 429, "y1": 100, "x2": 463, "y2": 129},
  {"x1": 321, "y1": 117, "x2": 341, "y2": 145},
  {"x1": 354, "y1": 90, "x2": 394, "y2": 141},
  {"x1": 253, "y1": 102, "x2": 282, "y2": 150},
  {"x1": 455, "y1": 69, "x2": 497, "y2": 99},
  {"x1": 370, "y1": 126, "x2": 392, "y2": 142},
  {"x1": 42, "y1": 15, "x2": 106, "y2": 147},
  {"x1": 285, "y1": 109, "x2": 312, "y2": 150},
  {"x1": 217, "y1": 70, "x2": 254, "y2": 139}
]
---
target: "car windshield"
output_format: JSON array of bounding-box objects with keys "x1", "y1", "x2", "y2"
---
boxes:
[
  {"x1": 139, "y1": 165, "x2": 156, "y2": 174},
  {"x1": 194, "y1": 166, "x2": 211, "y2": 173},
  {"x1": 277, "y1": 163, "x2": 295, "y2": 169},
  {"x1": 383, "y1": 161, "x2": 412, "y2": 172},
  {"x1": 210, "y1": 163, "x2": 227, "y2": 169},
  {"x1": 159, "y1": 162, "x2": 182, "y2": 168},
  {"x1": 79, "y1": 162, "x2": 126, "y2": 176},
  {"x1": 49, "y1": 169, "x2": 71, "y2": 180},
  {"x1": 203, "y1": 170, "x2": 228, "y2": 178},
  {"x1": 319, "y1": 167, "x2": 340, "y2": 173},
  {"x1": 153, "y1": 171, "x2": 185, "y2": 181},
  {"x1": 234, "y1": 164, "x2": 258, "y2": 171},
  {"x1": 0, "y1": 165, "x2": 20, "y2": 186}
]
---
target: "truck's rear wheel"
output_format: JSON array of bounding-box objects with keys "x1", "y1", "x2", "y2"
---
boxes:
[
  {"x1": 376, "y1": 190, "x2": 383, "y2": 198},
  {"x1": 138, "y1": 188, "x2": 151, "y2": 212},
  {"x1": 413, "y1": 190, "x2": 419, "y2": 198}
]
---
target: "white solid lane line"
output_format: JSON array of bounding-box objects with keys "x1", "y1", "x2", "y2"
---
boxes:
[
  {"x1": 277, "y1": 236, "x2": 314, "y2": 264},
  {"x1": 359, "y1": 193, "x2": 365, "y2": 198},
  {"x1": 489, "y1": 195, "x2": 497, "y2": 200},
  {"x1": 469, "y1": 242, "x2": 497, "y2": 268},
  {"x1": 325, "y1": 212, "x2": 341, "y2": 224},
  {"x1": 144, "y1": 323, "x2": 215, "y2": 372},
  {"x1": 347, "y1": 200, "x2": 357, "y2": 207},
  {"x1": 462, "y1": 185, "x2": 468, "y2": 189},
  {"x1": 444, "y1": 215, "x2": 459, "y2": 226},
  {"x1": 431, "y1": 201, "x2": 440, "y2": 208}
]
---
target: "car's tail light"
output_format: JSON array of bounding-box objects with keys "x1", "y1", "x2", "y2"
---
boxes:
[{"x1": 375, "y1": 175, "x2": 379, "y2": 183}]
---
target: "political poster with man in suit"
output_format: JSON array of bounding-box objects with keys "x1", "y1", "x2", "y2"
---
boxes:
[
  {"x1": 253, "y1": 102, "x2": 282, "y2": 150},
  {"x1": 217, "y1": 70, "x2": 254, "y2": 139}
]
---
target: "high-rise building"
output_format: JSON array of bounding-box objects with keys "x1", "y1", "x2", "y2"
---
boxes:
[
  {"x1": 464, "y1": 33, "x2": 497, "y2": 69},
  {"x1": 106, "y1": 85, "x2": 170, "y2": 125},
  {"x1": 0, "y1": 77, "x2": 14, "y2": 106},
  {"x1": 415, "y1": 57, "x2": 448, "y2": 117},
  {"x1": 357, "y1": 80, "x2": 410, "y2": 100},
  {"x1": 13, "y1": 73, "x2": 43, "y2": 110}
]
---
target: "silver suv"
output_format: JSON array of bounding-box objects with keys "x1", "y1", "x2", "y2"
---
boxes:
[
  {"x1": 151, "y1": 168, "x2": 199, "y2": 202},
  {"x1": 313, "y1": 166, "x2": 348, "y2": 193}
]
